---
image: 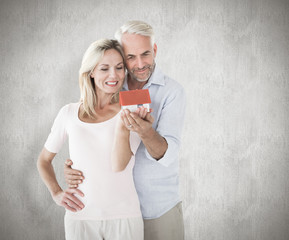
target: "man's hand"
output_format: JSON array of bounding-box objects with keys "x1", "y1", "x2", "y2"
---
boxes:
[
  {"x1": 121, "y1": 108, "x2": 154, "y2": 137},
  {"x1": 64, "y1": 159, "x2": 85, "y2": 188},
  {"x1": 52, "y1": 188, "x2": 85, "y2": 212},
  {"x1": 122, "y1": 108, "x2": 167, "y2": 160},
  {"x1": 135, "y1": 106, "x2": 148, "y2": 119}
]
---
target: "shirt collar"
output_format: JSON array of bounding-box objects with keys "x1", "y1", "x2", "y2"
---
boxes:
[{"x1": 123, "y1": 65, "x2": 165, "y2": 91}]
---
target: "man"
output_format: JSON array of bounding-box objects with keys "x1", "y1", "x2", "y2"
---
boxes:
[{"x1": 64, "y1": 21, "x2": 186, "y2": 240}]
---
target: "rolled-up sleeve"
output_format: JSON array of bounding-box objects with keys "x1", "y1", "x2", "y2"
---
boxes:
[{"x1": 145, "y1": 86, "x2": 186, "y2": 167}]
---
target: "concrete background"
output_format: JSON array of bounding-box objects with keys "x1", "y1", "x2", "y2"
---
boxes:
[{"x1": 1, "y1": 0, "x2": 289, "y2": 239}]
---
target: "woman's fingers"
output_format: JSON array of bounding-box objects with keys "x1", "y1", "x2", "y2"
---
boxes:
[
  {"x1": 60, "y1": 189, "x2": 85, "y2": 212},
  {"x1": 69, "y1": 188, "x2": 84, "y2": 197},
  {"x1": 63, "y1": 196, "x2": 81, "y2": 211},
  {"x1": 121, "y1": 107, "x2": 151, "y2": 130},
  {"x1": 121, "y1": 111, "x2": 130, "y2": 128},
  {"x1": 125, "y1": 109, "x2": 138, "y2": 125},
  {"x1": 121, "y1": 109, "x2": 137, "y2": 129}
]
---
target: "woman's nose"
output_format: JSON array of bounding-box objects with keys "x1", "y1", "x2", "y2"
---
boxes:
[{"x1": 109, "y1": 68, "x2": 116, "y2": 78}]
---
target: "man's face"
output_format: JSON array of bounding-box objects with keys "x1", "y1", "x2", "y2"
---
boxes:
[{"x1": 121, "y1": 33, "x2": 157, "y2": 82}]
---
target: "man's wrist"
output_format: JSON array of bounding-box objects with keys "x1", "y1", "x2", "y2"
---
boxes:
[{"x1": 139, "y1": 127, "x2": 155, "y2": 140}]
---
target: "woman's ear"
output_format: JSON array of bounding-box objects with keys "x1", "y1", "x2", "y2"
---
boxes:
[{"x1": 90, "y1": 67, "x2": 96, "y2": 78}]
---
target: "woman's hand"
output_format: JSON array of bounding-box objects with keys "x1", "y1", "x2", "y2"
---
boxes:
[
  {"x1": 121, "y1": 107, "x2": 154, "y2": 137},
  {"x1": 121, "y1": 106, "x2": 150, "y2": 131},
  {"x1": 52, "y1": 188, "x2": 85, "y2": 212}
]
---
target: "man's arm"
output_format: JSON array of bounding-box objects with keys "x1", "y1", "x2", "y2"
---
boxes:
[
  {"x1": 123, "y1": 86, "x2": 186, "y2": 165},
  {"x1": 124, "y1": 110, "x2": 167, "y2": 160}
]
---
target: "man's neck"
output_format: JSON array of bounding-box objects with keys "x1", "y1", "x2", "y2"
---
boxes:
[{"x1": 127, "y1": 75, "x2": 147, "y2": 90}]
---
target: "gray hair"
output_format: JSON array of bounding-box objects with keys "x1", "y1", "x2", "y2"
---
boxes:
[{"x1": 114, "y1": 20, "x2": 155, "y2": 46}]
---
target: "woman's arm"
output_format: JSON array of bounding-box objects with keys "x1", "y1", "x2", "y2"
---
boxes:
[
  {"x1": 111, "y1": 110, "x2": 134, "y2": 172},
  {"x1": 37, "y1": 148, "x2": 84, "y2": 211}
]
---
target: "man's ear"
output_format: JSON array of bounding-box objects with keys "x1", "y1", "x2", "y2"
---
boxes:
[{"x1": 153, "y1": 43, "x2": 157, "y2": 57}]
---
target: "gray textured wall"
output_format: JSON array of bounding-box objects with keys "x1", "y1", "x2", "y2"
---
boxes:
[{"x1": 1, "y1": 0, "x2": 289, "y2": 239}]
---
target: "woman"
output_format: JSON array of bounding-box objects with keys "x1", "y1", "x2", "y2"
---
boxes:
[{"x1": 37, "y1": 39, "x2": 146, "y2": 240}]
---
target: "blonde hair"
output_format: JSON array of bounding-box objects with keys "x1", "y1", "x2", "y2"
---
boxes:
[
  {"x1": 79, "y1": 39, "x2": 124, "y2": 119},
  {"x1": 114, "y1": 20, "x2": 155, "y2": 46}
]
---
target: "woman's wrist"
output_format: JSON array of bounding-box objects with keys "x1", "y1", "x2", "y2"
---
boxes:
[
  {"x1": 50, "y1": 186, "x2": 63, "y2": 198},
  {"x1": 118, "y1": 126, "x2": 130, "y2": 136}
]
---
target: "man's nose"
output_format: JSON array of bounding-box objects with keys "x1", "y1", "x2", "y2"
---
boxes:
[{"x1": 136, "y1": 57, "x2": 145, "y2": 69}]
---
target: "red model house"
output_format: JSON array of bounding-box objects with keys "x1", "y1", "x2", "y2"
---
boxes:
[{"x1": 119, "y1": 89, "x2": 151, "y2": 112}]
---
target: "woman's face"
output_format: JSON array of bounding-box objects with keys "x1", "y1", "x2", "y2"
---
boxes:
[{"x1": 91, "y1": 49, "x2": 125, "y2": 95}]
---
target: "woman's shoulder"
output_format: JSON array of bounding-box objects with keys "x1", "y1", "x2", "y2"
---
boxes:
[
  {"x1": 57, "y1": 102, "x2": 80, "y2": 118},
  {"x1": 60, "y1": 102, "x2": 80, "y2": 110}
]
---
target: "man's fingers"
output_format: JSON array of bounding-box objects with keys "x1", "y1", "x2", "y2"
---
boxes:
[
  {"x1": 65, "y1": 174, "x2": 84, "y2": 181},
  {"x1": 65, "y1": 168, "x2": 84, "y2": 177},
  {"x1": 66, "y1": 179, "x2": 83, "y2": 186},
  {"x1": 64, "y1": 159, "x2": 84, "y2": 177},
  {"x1": 65, "y1": 159, "x2": 73, "y2": 167},
  {"x1": 138, "y1": 107, "x2": 146, "y2": 119},
  {"x1": 134, "y1": 108, "x2": 140, "y2": 115},
  {"x1": 64, "y1": 168, "x2": 84, "y2": 188},
  {"x1": 129, "y1": 112, "x2": 143, "y2": 125},
  {"x1": 144, "y1": 112, "x2": 154, "y2": 123}
]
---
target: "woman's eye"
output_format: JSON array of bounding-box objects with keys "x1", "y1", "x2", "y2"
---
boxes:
[
  {"x1": 100, "y1": 69, "x2": 108, "y2": 71},
  {"x1": 117, "y1": 66, "x2": 123, "y2": 70}
]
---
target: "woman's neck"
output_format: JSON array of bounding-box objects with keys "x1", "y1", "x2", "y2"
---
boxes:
[{"x1": 95, "y1": 91, "x2": 114, "y2": 110}]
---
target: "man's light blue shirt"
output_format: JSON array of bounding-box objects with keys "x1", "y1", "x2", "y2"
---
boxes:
[{"x1": 122, "y1": 66, "x2": 186, "y2": 219}]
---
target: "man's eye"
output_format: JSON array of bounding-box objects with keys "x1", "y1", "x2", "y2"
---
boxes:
[
  {"x1": 117, "y1": 66, "x2": 123, "y2": 70},
  {"x1": 142, "y1": 52, "x2": 151, "y2": 57}
]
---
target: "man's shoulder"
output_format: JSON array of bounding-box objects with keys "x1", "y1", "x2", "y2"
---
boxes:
[
  {"x1": 153, "y1": 67, "x2": 184, "y2": 91},
  {"x1": 163, "y1": 74, "x2": 184, "y2": 91}
]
